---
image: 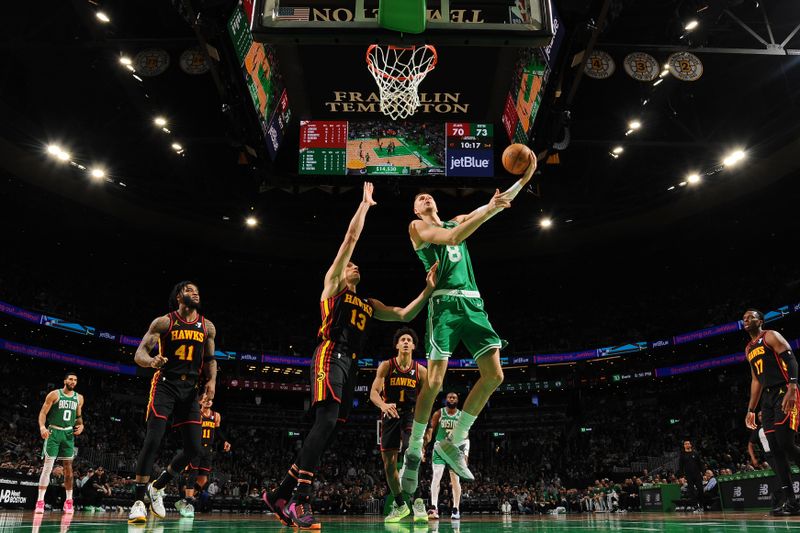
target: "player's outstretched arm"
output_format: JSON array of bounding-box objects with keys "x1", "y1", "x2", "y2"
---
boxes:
[
  {"x1": 498, "y1": 151, "x2": 537, "y2": 201},
  {"x1": 410, "y1": 191, "x2": 511, "y2": 248},
  {"x1": 202, "y1": 319, "x2": 217, "y2": 402},
  {"x1": 370, "y1": 361, "x2": 398, "y2": 418},
  {"x1": 38, "y1": 391, "x2": 58, "y2": 440},
  {"x1": 371, "y1": 262, "x2": 438, "y2": 322},
  {"x1": 134, "y1": 315, "x2": 171, "y2": 369},
  {"x1": 322, "y1": 182, "x2": 376, "y2": 299}
]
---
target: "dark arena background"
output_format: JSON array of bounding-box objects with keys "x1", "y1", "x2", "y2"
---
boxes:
[{"x1": 2, "y1": 0, "x2": 800, "y2": 532}]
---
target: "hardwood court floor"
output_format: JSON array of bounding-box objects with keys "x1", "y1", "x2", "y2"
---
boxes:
[{"x1": 5, "y1": 510, "x2": 800, "y2": 532}]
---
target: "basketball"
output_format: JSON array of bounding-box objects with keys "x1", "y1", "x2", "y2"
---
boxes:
[{"x1": 502, "y1": 144, "x2": 534, "y2": 175}]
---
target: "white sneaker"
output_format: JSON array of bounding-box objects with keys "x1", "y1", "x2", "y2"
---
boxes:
[
  {"x1": 127, "y1": 500, "x2": 147, "y2": 524},
  {"x1": 147, "y1": 483, "x2": 166, "y2": 518},
  {"x1": 175, "y1": 499, "x2": 195, "y2": 518},
  {"x1": 451, "y1": 507, "x2": 460, "y2": 520},
  {"x1": 412, "y1": 498, "x2": 429, "y2": 522}
]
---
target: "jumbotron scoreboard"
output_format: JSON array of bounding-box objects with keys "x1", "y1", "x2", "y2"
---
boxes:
[
  {"x1": 298, "y1": 120, "x2": 348, "y2": 175},
  {"x1": 445, "y1": 122, "x2": 494, "y2": 177}
]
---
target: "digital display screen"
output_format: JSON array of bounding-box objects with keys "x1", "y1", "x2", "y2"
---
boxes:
[{"x1": 298, "y1": 120, "x2": 495, "y2": 177}]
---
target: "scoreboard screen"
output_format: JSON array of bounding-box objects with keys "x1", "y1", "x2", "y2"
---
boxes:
[
  {"x1": 445, "y1": 123, "x2": 494, "y2": 177},
  {"x1": 299, "y1": 121, "x2": 348, "y2": 175},
  {"x1": 298, "y1": 120, "x2": 496, "y2": 177}
]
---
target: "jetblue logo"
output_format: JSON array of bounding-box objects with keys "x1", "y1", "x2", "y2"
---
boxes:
[
  {"x1": 449, "y1": 156, "x2": 489, "y2": 170},
  {"x1": 446, "y1": 149, "x2": 493, "y2": 177}
]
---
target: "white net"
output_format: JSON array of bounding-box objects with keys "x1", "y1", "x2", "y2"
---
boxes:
[{"x1": 366, "y1": 45, "x2": 438, "y2": 120}]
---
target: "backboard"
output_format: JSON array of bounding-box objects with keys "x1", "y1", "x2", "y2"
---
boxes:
[{"x1": 250, "y1": 0, "x2": 554, "y2": 47}]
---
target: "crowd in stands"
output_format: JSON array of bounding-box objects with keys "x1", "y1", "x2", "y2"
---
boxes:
[{"x1": 1, "y1": 235, "x2": 799, "y2": 514}]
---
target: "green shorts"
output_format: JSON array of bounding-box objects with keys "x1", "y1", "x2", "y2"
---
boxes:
[
  {"x1": 425, "y1": 294, "x2": 503, "y2": 361},
  {"x1": 42, "y1": 428, "x2": 75, "y2": 460}
]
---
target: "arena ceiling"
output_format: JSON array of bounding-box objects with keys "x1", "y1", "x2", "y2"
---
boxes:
[{"x1": 1, "y1": 0, "x2": 799, "y2": 259}]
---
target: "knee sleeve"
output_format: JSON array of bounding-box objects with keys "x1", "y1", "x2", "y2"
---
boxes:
[
  {"x1": 135, "y1": 416, "x2": 167, "y2": 477},
  {"x1": 297, "y1": 401, "x2": 341, "y2": 472},
  {"x1": 169, "y1": 423, "x2": 203, "y2": 473},
  {"x1": 39, "y1": 456, "x2": 56, "y2": 487}
]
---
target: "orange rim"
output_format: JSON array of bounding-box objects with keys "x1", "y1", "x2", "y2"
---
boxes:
[{"x1": 366, "y1": 44, "x2": 438, "y2": 82}]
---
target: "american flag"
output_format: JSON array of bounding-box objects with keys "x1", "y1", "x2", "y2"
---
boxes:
[{"x1": 276, "y1": 6, "x2": 310, "y2": 21}]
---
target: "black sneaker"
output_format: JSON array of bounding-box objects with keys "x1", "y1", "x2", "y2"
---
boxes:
[
  {"x1": 263, "y1": 491, "x2": 293, "y2": 526},
  {"x1": 287, "y1": 497, "x2": 321, "y2": 530},
  {"x1": 786, "y1": 498, "x2": 800, "y2": 516},
  {"x1": 772, "y1": 502, "x2": 791, "y2": 517}
]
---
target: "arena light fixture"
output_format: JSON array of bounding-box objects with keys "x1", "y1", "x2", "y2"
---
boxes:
[
  {"x1": 668, "y1": 185, "x2": 676, "y2": 191},
  {"x1": 245, "y1": 216, "x2": 258, "y2": 227},
  {"x1": 679, "y1": 181, "x2": 687, "y2": 187},
  {"x1": 132, "y1": 74, "x2": 143, "y2": 82},
  {"x1": 46, "y1": 144, "x2": 62, "y2": 156},
  {"x1": 628, "y1": 120, "x2": 642, "y2": 131},
  {"x1": 659, "y1": 69, "x2": 669, "y2": 78},
  {"x1": 722, "y1": 149, "x2": 746, "y2": 167},
  {"x1": 171, "y1": 142, "x2": 183, "y2": 151},
  {"x1": 684, "y1": 19, "x2": 699, "y2": 31},
  {"x1": 90, "y1": 168, "x2": 106, "y2": 180},
  {"x1": 154, "y1": 116, "x2": 167, "y2": 127},
  {"x1": 96, "y1": 11, "x2": 110, "y2": 23},
  {"x1": 687, "y1": 173, "x2": 701, "y2": 185},
  {"x1": 125, "y1": 64, "x2": 135, "y2": 72},
  {"x1": 653, "y1": 79, "x2": 664, "y2": 87},
  {"x1": 119, "y1": 56, "x2": 132, "y2": 66},
  {"x1": 612, "y1": 146, "x2": 624, "y2": 154},
  {"x1": 539, "y1": 217, "x2": 553, "y2": 229}
]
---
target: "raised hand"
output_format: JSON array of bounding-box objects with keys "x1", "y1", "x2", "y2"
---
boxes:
[
  {"x1": 362, "y1": 182, "x2": 377, "y2": 206},
  {"x1": 426, "y1": 261, "x2": 439, "y2": 290},
  {"x1": 488, "y1": 189, "x2": 512, "y2": 211}
]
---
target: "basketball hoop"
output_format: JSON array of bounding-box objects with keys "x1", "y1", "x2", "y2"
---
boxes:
[{"x1": 366, "y1": 44, "x2": 438, "y2": 120}]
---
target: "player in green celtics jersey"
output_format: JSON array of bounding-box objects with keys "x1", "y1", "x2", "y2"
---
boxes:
[
  {"x1": 424, "y1": 392, "x2": 469, "y2": 520},
  {"x1": 36, "y1": 371, "x2": 84, "y2": 514},
  {"x1": 400, "y1": 152, "x2": 536, "y2": 493}
]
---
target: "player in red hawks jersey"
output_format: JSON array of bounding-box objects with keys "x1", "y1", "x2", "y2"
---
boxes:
[
  {"x1": 370, "y1": 327, "x2": 428, "y2": 522},
  {"x1": 744, "y1": 308, "x2": 800, "y2": 516},
  {"x1": 128, "y1": 282, "x2": 217, "y2": 524},
  {"x1": 264, "y1": 183, "x2": 438, "y2": 530}
]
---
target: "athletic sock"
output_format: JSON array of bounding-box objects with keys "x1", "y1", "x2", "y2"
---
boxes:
[
  {"x1": 406, "y1": 421, "x2": 427, "y2": 456},
  {"x1": 293, "y1": 470, "x2": 314, "y2": 503},
  {"x1": 394, "y1": 492, "x2": 405, "y2": 506},
  {"x1": 65, "y1": 489, "x2": 73, "y2": 500},
  {"x1": 152, "y1": 469, "x2": 174, "y2": 490},
  {"x1": 449, "y1": 411, "x2": 477, "y2": 445},
  {"x1": 275, "y1": 464, "x2": 300, "y2": 500},
  {"x1": 135, "y1": 482, "x2": 147, "y2": 501}
]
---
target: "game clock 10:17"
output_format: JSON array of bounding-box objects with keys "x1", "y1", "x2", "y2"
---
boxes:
[{"x1": 445, "y1": 122, "x2": 494, "y2": 177}]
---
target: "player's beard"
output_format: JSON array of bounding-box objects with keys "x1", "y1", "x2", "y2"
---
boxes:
[
  {"x1": 65, "y1": 383, "x2": 75, "y2": 391},
  {"x1": 182, "y1": 295, "x2": 201, "y2": 311},
  {"x1": 446, "y1": 401, "x2": 457, "y2": 409}
]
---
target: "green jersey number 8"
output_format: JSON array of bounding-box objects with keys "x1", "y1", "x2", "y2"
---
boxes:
[{"x1": 446, "y1": 245, "x2": 462, "y2": 263}]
